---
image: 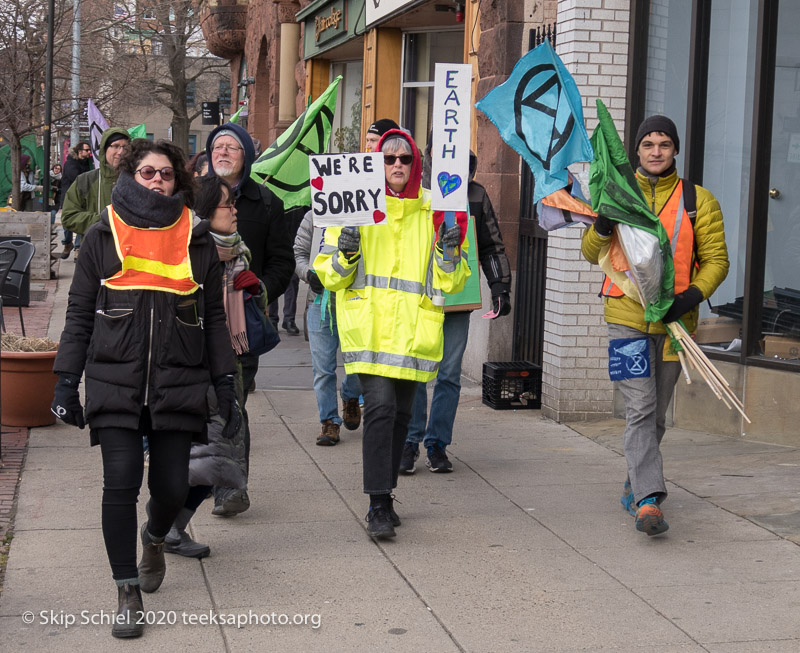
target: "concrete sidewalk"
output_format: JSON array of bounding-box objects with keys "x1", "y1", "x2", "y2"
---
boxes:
[{"x1": 1, "y1": 256, "x2": 799, "y2": 652}]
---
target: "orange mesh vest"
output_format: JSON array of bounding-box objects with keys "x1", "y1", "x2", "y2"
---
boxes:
[
  {"x1": 104, "y1": 205, "x2": 199, "y2": 295},
  {"x1": 601, "y1": 180, "x2": 695, "y2": 298}
]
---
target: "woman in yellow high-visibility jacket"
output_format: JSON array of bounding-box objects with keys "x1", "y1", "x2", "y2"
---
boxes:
[{"x1": 314, "y1": 130, "x2": 470, "y2": 539}]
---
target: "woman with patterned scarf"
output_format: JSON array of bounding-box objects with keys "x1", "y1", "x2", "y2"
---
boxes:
[{"x1": 162, "y1": 175, "x2": 264, "y2": 561}]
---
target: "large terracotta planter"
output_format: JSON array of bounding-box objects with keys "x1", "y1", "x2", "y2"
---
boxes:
[{"x1": 1, "y1": 350, "x2": 58, "y2": 427}]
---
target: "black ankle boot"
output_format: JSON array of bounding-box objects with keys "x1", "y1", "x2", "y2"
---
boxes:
[
  {"x1": 138, "y1": 522, "x2": 166, "y2": 593},
  {"x1": 112, "y1": 583, "x2": 144, "y2": 638}
]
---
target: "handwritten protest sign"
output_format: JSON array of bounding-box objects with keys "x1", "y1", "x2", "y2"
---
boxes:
[
  {"x1": 430, "y1": 63, "x2": 472, "y2": 212},
  {"x1": 309, "y1": 152, "x2": 387, "y2": 227}
]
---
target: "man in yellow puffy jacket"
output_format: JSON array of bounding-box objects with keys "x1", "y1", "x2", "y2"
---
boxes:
[
  {"x1": 581, "y1": 115, "x2": 729, "y2": 537},
  {"x1": 314, "y1": 130, "x2": 470, "y2": 539}
]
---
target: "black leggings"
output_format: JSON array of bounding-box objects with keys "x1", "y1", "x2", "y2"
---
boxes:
[{"x1": 98, "y1": 415, "x2": 194, "y2": 581}]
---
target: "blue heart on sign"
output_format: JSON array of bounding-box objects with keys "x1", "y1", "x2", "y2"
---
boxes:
[{"x1": 437, "y1": 172, "x2": 462, "y2": 198}]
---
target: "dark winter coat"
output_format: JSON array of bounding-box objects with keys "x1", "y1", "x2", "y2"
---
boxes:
[
  {"x1": 206, "y1": 122, "x2": 295, "y2": 304},
  {"x1": 54, "y1": 208, "x2": 236, "y2": 444},
  {"x1": 58, "y1": 153, "x2": 92, "y2": 210}
]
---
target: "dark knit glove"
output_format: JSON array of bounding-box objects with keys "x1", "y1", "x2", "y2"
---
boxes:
[
  {"x1": 594, "y1": 215, "x2": 614, "y2": 237},
  {"x1": 491, "y1": 289, "x2": 512, "y2": 318},
  {"x1": 662, "y1": 286, "x2": 703, "y2": 324},
  {"x1": 437, "y1": 222, "x2": 462, "y2": 249},
  {"x1": 51, "y1": 373, "x2": 85, "y2": 429},
  {"x1": 306, "y1": 270, "x2": 324, "y2": 294},
  {"x1": 337, "y1": 227, "x2": 360, "y2": 259},
  {"x1": 233, "y1": 270, "x2": 260, "y2": 295},
  {"x1": 214, "y1": 375, "x2": 241, "y2": 439}
]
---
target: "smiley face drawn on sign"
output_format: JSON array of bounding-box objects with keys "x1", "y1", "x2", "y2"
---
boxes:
[{"x1": 513, "y1": 63, "x2": 575, "y2": 172}]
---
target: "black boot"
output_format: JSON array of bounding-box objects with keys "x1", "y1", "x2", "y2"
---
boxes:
[
  {"x1": 112, "y1": 583, "x2": 144, "y2": 638},
  {"x1": 138, "y1": 522, "x2": 166, "y2": 593},
  {"x1": 165, "y1": 508, "x2": 210, "y2": 559},
  {"x1": 282, "y1": 319, "x2": 300, "y2": 336}
]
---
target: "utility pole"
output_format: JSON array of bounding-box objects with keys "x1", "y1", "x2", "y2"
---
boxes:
[
  {"x1": 70, "y1": 0, "x2": 81, "y2": 146},
  {"x1": 43, "y1": 0, "x2": 55, "y2": 206}
]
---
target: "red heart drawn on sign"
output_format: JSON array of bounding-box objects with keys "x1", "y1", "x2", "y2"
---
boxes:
[
  {"x1": 373, "y1": 210, "x2": 386, "y2": 223},
  {"x1": 311, "y1": 176, "x2": 324, "y2": 191}
]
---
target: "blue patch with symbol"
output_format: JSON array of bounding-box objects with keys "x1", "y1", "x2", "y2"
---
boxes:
[{"x1": 609, "y1": 337, "x2": 651, "y2": 381}]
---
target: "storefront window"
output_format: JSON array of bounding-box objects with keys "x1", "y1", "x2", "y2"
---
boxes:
[
  {"x1": 760, "y1": 0, "x2": 800, "y2": 360},
  {"x1": 400, "y1": 29, "x2": 464, "y2": 149},
  {"x1": 697, "y1": 1, "x2": 758, "y2": 351},
  {"x1": 643, "y1": 0, "x2": 691, "y2": 150},
  {"x1": 330, "y1": 61, "x2": 363, "y2": 153}
]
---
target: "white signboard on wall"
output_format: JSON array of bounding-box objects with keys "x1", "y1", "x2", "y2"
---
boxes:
[
  {"x1": 366, "y1": 0, "x2": 415, "y2": 27},
  {"x1": 430, "y1": 63, "x2": 472, "y2": 212}
]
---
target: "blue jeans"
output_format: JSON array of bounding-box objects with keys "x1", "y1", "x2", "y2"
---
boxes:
[
  {"x1": 308, "y1": 299, "x2": 361, "y2": 425},
  {"x1": 406, "y1": 310, "x2": 471, "y2": 449}
]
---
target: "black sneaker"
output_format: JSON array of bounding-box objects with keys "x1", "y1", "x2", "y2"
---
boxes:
[
  {"x1": 426, "y1": 445, "x2": 453, "y2": 473},
  {"x1": 365, "y1": 505, "x2": 396, "y2": 539},
  {"x1": 388, "y1": 494, "x2": 401, "y2": 527},
  {"x1": 399, "y1": 442, "x2": 419, "y2": 475}
]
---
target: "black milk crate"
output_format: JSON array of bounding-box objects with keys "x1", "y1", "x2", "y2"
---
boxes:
[{"x1": 482, "y1": 361, "x2": 542, "y2": 410}]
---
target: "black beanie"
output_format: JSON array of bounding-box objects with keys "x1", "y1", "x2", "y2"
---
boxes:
[
  {"x1": 105, "y1": 132, "x2": 130, "y2": 150},
  {"x1": 367, "y1": 118, "x2": 400, "y2": 137},
  {"x1": 635, "y1": 115, "x2": 680, "y2": 154}
]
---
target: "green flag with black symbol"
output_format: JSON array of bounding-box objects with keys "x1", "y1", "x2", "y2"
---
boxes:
[
  {"x1": 250, "y1": 76, "x2": 341, "y2": 209},
  {"x1": 589, "y1": 99, "x2": 674, "y2": 323}
]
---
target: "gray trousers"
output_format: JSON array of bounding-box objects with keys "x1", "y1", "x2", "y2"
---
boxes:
[{"x1": 609, "y1": 324, "x2": 682, "y2": 505}]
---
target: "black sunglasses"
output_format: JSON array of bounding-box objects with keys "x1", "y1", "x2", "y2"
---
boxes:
[
  {"x1": 135, "y1": 166, "x2": 175, "y2": 181},
  {"x1": 384, "y1": 154, "x2": 413, "y2": 166}
]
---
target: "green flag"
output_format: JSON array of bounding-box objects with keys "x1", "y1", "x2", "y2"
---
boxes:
[
  {"x1": 128, "y1": 124, "x2": 147, "y2": 139},
  {"x1": 589, "y1": 99, "x2": 674, "y2": 322},
  {"x1": 229, "y1": 106, "x2": 243, "y2": 124},
  {"x1": 0, "y1": 136, "x2": 44, "y2": 207},
  {"x1": 250, "y1": 76, "x2": 341, "y2": 209}
]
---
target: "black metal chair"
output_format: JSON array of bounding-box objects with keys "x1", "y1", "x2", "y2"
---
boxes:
[
  {"x1": 1, "y1": 239, "x2": 35, "y2": 336},
  {"x1": 0, "y1": 246, "x2": 17, "y2": 334}
]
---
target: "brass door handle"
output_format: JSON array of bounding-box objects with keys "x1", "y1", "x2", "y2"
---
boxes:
[{"x1": 769, "y1": 188, "x2": 781, "y2": 199}]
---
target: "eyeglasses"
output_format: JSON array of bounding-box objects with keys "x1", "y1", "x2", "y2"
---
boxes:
[
  {"x1": 81, "y1": 148, "x2": 91, "y2": 152},
  {"x1": 135, "y1": 166, "x2": 175, "y2": 181},
  {"x1": 212, "y1": 144, "x2": 243, "y2": 154},
  {"x1": 107, "y1": 143, "x2": 129, "y2": 151},
  {"x1": 216, "y1": 204, "x2": 236, "y2": 212},
  {"x1": 384, "y1": 154, "x2": 413, "y2": 166}
]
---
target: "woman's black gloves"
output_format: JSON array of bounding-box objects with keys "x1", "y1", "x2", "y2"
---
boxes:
[
  {"x1": 51, "y1": 373, "x2": 85, "y2": 429},
  {"x1": 337, "y1": 227, "x2": 361, "y2": 260},
  {"x1": 214, "y1": 375, "x2": 241, "y2": 439},
  {"x1": 306, "y1": 270, "x2": 325, "y2": 294},
  {"x1": 437, "y1": 222, "x2": 462, "y2": 249}
]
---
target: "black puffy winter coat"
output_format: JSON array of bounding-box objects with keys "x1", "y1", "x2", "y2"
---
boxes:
[{"x1": 54, "y1": 210, "x2": 236, "y2": 442}]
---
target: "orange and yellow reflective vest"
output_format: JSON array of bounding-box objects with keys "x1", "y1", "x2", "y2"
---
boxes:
[
  {"x1": 601, "y1": 180, "x2": 695, "y2": 298},
  {"x1": 104, "y1": 205, "x2": 199, "y2": 295}
]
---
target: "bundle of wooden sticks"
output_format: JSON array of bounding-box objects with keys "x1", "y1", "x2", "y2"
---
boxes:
[{"x1": 665, "y1": 321, "x2": 751, "y2": 424}]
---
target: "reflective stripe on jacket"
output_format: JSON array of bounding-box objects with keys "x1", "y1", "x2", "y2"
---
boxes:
[
  {"x1": 313, "y1": 190, "x2": 470, "y2": 382},
  {"x1": 105, "y1": 205, "x2": 199, "y2": 294}
]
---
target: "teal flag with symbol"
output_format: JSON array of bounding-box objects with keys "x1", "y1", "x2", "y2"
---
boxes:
[{"x1": 476, "y1": 39, "x2": 593, "y2": 202}]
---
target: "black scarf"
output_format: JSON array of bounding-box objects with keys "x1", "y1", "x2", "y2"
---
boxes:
[{"x1": 111, "y1": 172, "x2": 185, "y2": 228}]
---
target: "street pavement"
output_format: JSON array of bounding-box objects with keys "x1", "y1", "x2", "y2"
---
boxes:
[{"x1": 1, "y1": 254, "x2": 799, "y2": 652}]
